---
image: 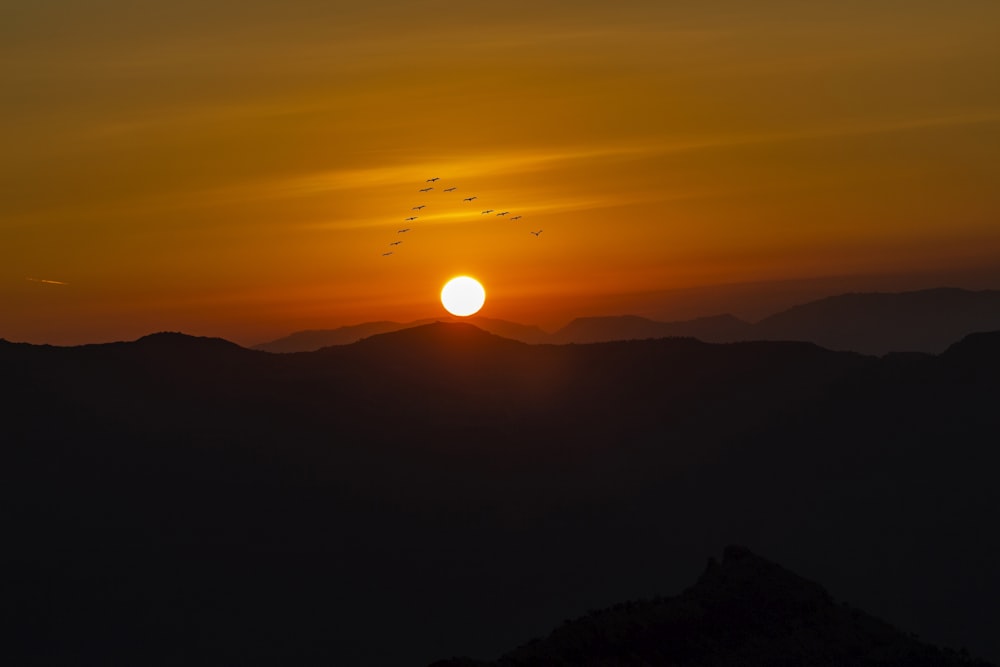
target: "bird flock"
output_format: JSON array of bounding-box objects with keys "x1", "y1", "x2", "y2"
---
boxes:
[{"x1": 380, "y1": 177, "x2": 541, "y2": 257}]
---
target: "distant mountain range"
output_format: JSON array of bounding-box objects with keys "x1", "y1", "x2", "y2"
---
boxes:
[
  {"x1": 4, "y1": 323, "x2": 999, "y2": 665},
  {"x1": 431, "y1": 545, "x2": 992, "y2": 667},
  {"x1": 254, "y1": 287, "x2": 1000, "y2": 355}
]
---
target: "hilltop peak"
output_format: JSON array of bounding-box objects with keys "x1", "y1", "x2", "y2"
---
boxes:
[
  {"x1": 353, "y1": 320, "x2": 523, "y2": 347},
  {"x1": 692, "y1": 544, "x2": 833, "y2": 612},
  {"x1": 133, "y1": 331, "x2": 245, "y2": 350},
  {"x1": 432, "y1": 546, "x2": 992, "y2": 666}
]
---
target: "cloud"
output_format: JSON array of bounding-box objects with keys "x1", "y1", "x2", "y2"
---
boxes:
[{"x1": 26, "y1": 277, "x2": 68, "y2": 285}]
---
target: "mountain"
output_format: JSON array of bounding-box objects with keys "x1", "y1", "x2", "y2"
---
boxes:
[
  {"x1": 753, "y1": 287, "x2": 1000, "y2": 354},
  {"x1": 549, "y1": 313, "x2": 753, "y2": 344},
  {"x1": 430, "y1": 545, "x2": 992, "y2": 666},
  {"x1": 463, "y1": 315, "x2": 551, "y2": 344},
  {"x1": 3, "y1": 323, "x2": 1000, "y2": 665},
  {"x1": 253, "y1": 315, "x2": 549, "y2": 352},
  {"x1": 252, "y1": 318, "x2": 437, "y2": 352},
  {"x1": 253, "y1": 288, "x2": 1000, "y2": 354}
]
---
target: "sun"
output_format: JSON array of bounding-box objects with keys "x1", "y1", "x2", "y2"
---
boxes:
[{"x1": 441, "y1": 276, "x2": 486, "y2": 317}]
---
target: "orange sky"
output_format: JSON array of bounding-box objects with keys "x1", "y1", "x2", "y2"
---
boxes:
[{"x1": 4, "y1": 1, "x2": 1000, "y2": 345}]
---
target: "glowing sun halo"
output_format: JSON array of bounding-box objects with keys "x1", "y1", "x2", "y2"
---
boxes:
[{"x1": 441, "y1": 276, "x2": 486, "y2": 317}]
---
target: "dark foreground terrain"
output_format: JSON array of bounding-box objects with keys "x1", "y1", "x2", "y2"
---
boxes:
[
  {"x1": 432, "y1": 546, "x2": 992, "y2": 666},
  {"x1": 3, "y1": 323, "x2": 999, "y2": 665}
]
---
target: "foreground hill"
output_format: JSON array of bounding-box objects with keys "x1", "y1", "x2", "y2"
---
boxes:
[
  {"x1": 3, "y1": 325, "x2": 999, "y2": 665},
  {"x1": 253, "y1": 288, "x2": 1000, "y2": 355},
  {"x1": 431, "y1": 546, "x2": 991, "y2": 667}
]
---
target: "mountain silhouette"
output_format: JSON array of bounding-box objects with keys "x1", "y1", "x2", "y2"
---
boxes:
[
  {"x1": 752, "y1": 287, "x2": 1000, "y2": 354},
  {"x1": 431, "y1": 545, "x2": 992, "y2": 666},
  {"x1": 254, "y1": 316, "x2": 550, "y2": 352},
  {"x1": 3, "y1": 323, "x2": 999, "y2": 665},
  {"x1": 252, "y1": 319, "x2": 438, "y2": 352},
  {"x1": 253, "y1": 288, "x2": 1000, "y2": 355},
  {"x1": 548, "y1": 313, "x2": 753, "y2": 345}
]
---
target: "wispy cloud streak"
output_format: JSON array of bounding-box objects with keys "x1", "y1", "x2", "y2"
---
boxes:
[{"x1": 26, "y1": 277, "x2": 69, "y2": 285}]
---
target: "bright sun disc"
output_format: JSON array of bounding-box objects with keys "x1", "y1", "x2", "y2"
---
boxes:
[{"x1": 441, "y1": 276, "x2": 486, "y2": 316}]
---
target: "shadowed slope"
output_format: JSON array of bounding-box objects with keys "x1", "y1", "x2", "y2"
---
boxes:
[
  {"x1": 3, "y1": 324, "x2": 999, "y2": 666},
  {"x1": 431, "y1": 546, "x2": 992, "y2": 667}
]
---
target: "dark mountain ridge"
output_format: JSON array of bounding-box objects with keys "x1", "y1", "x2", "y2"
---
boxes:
[
  {"x1": 431, "y1": 545, "x2": 992, "y2": 667},
  {"x1": 251, "y1": 287, "x2": 1000, "y2": 355},
  {"x1": 753, "y1": 287, "x2": 1000, "y2": 354},
  {"x1": 547, "y1": 312, "x2": 754, "y2": 345},
  {"x1": 3, "y1": 323, "x2": 999, "y2": 665}
]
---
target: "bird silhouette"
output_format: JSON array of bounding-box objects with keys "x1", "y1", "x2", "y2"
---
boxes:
[
  {"x1": 497, "y1": 211, "x2": 509, "y2": 216},
  {"x1": 530, "y1": 230, "x2": 542, "y2": 236},
  {"x1": 382, "y1": 251, "x2": 393, "y2": 256},
  {"x1": 443, "y1": 187, "x2": 457, "y2": 192},
  {"x1": 420, "y1": 187, "x2": 433, "y2": 192},
  {"x1": 510, "y1": 215, "x2": 522, "y2": 221},
  {"x1": 481, "y1": 209, "x2": 494, "y2": 214},
  {"x1": 426, "y1": 177, "x2": 440, "y2": 182},
  {"x1": 405, "y1": 216, "x2": 418, "y2": 221},
  {"x1": 412, "y1": 205, "x2": 425, "y2": 210},
  {"x1": 463, "y1": 196, "x2": 478, "y2": 202},
  {"x1": 390, "y1": 241, "x2": 402, "y2": 246},
  {"x1": 398, "y1": 228, "x2": 411, "y2": 233}
]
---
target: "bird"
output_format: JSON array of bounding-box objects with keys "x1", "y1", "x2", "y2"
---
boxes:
[
  {"x1": 481, "y1": 209, "x2": 494, "y2": 214},
  {"x1": 497, "y1": 211, "x2": 509, "y2": 216},
  {"x1": 426, "y1": 177, "x2": 440, "y2": 182},
  {"x1": 530, "y1": 230, "x2": 542, "y2": 236},
  {"x1": 382, "y1": 251, "x2": 393, "y2": 256},
  {"x1": 398, "y1": 228, "x2": 411, "y2": 233},
  {"x1": 405, "y1": 216, "x2": 418, "y2": 221},
  {"x1": 443, "y1": 187, "x2": 457, "y2": 192},
  {"x1": 463, "y1": 196, "x2": 477, "y2": 202},
  {"x1": 412, "y1": 205, "x2": 425, "y2": 210},
  {"x1": 420, "y1": 187, "x2": 433, "y2": 192},
  {"x1": 390, "y1": 241, "x2": 402, "y2": 246},
  {"x1": 510, "y1": 215, "x2": 522, "y2": 221}
]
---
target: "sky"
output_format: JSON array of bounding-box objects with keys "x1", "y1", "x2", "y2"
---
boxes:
[{"x1": 3, "y1": 1, "x2": 1000, "y2": 345}]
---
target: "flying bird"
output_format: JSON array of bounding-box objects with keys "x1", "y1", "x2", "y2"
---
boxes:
[
  {"x1": 390, "y1": 241, "x2": 402, "y2": 246},
  {"x1": 463, "y1": 196, "x2": 477, "y2": 202},
  {"x1": 481, "y1": 209, "x2": 494, "y2": 214},
  {"x1": 426, "y1": 177, "x2": 440, "y2": 182},
  {"x1": 530, "y1": 230, "x2": 542, "y2": 236},
  {"x1": 497, "y1": 211, "x2": 509, "y2": 216},
  {"x1": 405, "y1": 216, "x2": 418, "y2": 221},
  {"x1": 382, "y1": 252, "x2": 393, "y2": 256},
  {"x1": 420, "y1": 187, "x2": 433, "y2": 192},
  {"x1": 398, "y1": 228, "x2": 411, "y2": 233},
  {"x1": 412, "y1": 205, "x2": 425, "y2": 210},
  {"x1": 510, "y1": 215, "x2": 522, "y2": 221},
  {"x1": 443, "y1": 187, "x2": 457, "y2": 192}
]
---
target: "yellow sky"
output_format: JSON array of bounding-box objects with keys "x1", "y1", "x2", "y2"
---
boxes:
[{"x1": 3, "y1": 1, "x2": 1000, "y2": 344}]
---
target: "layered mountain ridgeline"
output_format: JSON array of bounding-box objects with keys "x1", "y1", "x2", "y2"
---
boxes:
[
  {"x1": 752, "y1": 287, "x2": 1000, "y2": 355},
  {"x1": 3, "y1": 325, "x2": 1000, "y2": 665},
  {"x1": 253, "y1": 288, "x2": 1000, "y2": 355},
  {"x1": 255, "y1": 315, "x2": 551, "y2": 351},
  {"x1": 430, "y1": 546, "x2": 993, "y2": 667},
  {"x1": 546, "y1": 313, "x2": 754, "y2": 345}
]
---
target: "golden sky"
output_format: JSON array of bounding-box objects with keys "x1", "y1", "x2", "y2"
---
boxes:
[{"x1": 4, "y1": 1, "x2": 1000, "y2": 344}]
